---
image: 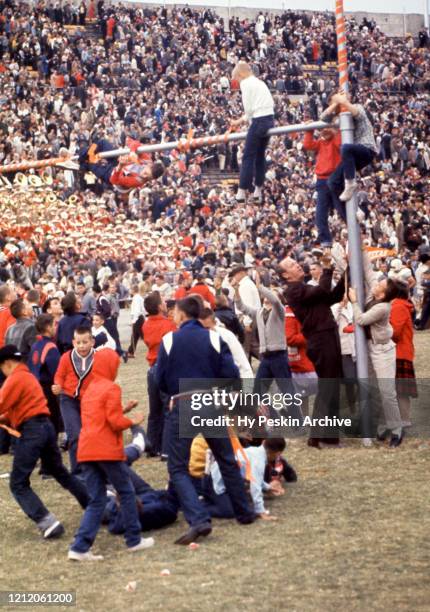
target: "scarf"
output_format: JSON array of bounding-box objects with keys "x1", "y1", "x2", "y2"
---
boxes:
[{"x1": 70, "y1": 348, "x2": 95, "y2": 398}]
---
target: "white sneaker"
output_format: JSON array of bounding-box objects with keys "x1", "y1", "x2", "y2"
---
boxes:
[
  {"x1": 68, "y1": 549, "x2": 104, "y2": 561},
  {"x1": 362, "y1": 438, "x2": 373, "y2": 448},
  {"x1": 339, "y1": 179, "x2": 357, "y2": 202},
  {"x1": 128, "y1": 537, "x2": 155, "y2": 552},
  {"x1": 235, "y1": 188, "x2": 246, "y2": 202},
  {"x1": 253, "y1": 186, "x2": 263, "y2": 202},
  {"x1": 130, "y1": 425, "x2": 146, "y2": 453},
  {"x1": 37, "y1": 513, "x2": 65, "y2": 539}
]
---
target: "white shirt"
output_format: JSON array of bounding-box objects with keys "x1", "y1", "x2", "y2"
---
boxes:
[
  {"x1": 237, "y1": 275, "x2": 261, "y2": 327},
  {"x1": 130, "y1": 294, "x2": 145, "y2": 323},
  {"x1": 92, "y1": 325, "x2": 117, "y2": 352},
  {"x1": 240, "y1": 75, "x2": 274, "y2": 121},
  {"x1": 152, "y1": 282, "x2": 172, "y2": 299},
  {"x1": 215, "y1": 322, "x2": 254, "y2": 379}
]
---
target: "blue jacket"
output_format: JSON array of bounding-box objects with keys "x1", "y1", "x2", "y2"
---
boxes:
[
  {"x1": 155, "y1": 319, "x2": 239, "y2": 397},
  {"x1": 29, "y1": 336, "x2": 61, "y2": 385},
  {"x1": 56, "y1": 313, "x2": 91, "y2": 354}
]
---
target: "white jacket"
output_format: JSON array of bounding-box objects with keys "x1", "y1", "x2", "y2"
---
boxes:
[{"x1": 215, "y1": 321, "x2": 254, "y2": 379}]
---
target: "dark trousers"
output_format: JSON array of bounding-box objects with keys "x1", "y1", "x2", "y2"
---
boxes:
[
  {"x1": 9, "y1": 416, "x2": 88, "y2": 524},
  {"x1": 166, "y1": 407, "x2": 254, "y2": 527},
  {"x1": 255, "y1": 351, "x2": 292, "y2": 380},
  {"x1": 105, "y1": 317, "x2": 123, "y2": 356},
  {"x1": 341, "y1": 354, "x2": 357, "y2": 409},
  {"x1": 328, "y1": 145, "x2": 375, "y2": 214},
  {"x1": 83, "y1": 139, "x2": 117, "y2": 184},
  {"x1": 128, "y1": 315, "x2": 144, "y2": 355},
  {"x1": 418, "y1": 295, "x2": 430, "y2": 330},
  {"x1": 71, "y1": 461, "x2": 141, "y2": 553},
  {"x1": 202, "y1": 475, "x2": 235, "y2": 519},
  {"x1": 306, "y1": 330, "x2": 342, "y2": 440},
  {"x1": 239, "y1": 115, "x2": 274, "y2": 190},
  {"x1": 0, "y1": 428, "x2": 10, "y2": 454},
  {"x1": 147, "y1": 365, "x2": 169, "y2": 455},
  {"x1": 41, "y1": 382, "x2": 64, "y2": 434},
  {"x1": 255, "y1": 351, "x2": 302, "y2": 421},
  {"x1": 59, "y1": 394, "x2": 81, "y2": 474},
  {"x1": 315, "y1": 178, "x2": 343, "y2": 247}
]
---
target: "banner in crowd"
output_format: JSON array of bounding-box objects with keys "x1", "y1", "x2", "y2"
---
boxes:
[{"x1": 365, "y1": 247, "x2": 397, "y2": 261}]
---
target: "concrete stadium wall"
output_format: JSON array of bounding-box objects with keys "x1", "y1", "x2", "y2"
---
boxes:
[{"x1": 117, "y1": 2, "x2": 424, "y2": 36}]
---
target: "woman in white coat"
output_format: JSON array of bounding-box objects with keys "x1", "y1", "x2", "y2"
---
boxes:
[{"x1": 349, "y1": 253, "x2": 403, "y2": 447}]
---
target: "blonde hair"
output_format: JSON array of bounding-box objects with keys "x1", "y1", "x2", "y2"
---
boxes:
[{"x1": 232, "y1": 61, "x2": 253, "y2": 81}]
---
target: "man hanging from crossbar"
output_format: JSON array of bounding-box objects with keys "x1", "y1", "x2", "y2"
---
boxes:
[{"x1": 77, "y1": 137, "x2": 165, "y2": 194}]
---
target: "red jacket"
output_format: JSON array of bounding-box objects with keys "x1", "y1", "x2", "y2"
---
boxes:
[
  {"x1": 390, "y1": 299, "x2": 415, "y2": 361},
  {"x1": 109, "y1": 166, "x2": 148, "y2": 190},
  {"x1": 174, "y1": 287, "x2": 188, "y2": 300},
  {"x1": 0, "y1": 363, "x2": 50, "y2": 429},
  {"x1": 303, "y1": 131, "x2": 341, "y2": 179},
  {"x1": 0, "y1": 306, "x2": 16, "y2": 348},
  {"x1": 285, "y1": 306, "x2": 315, "y2": 373},
  {"x1": 189, "y1": 283, "x2": 216, "y2": 308},
  {"x1": 142, "y1": 315, "x2": 177, "y2": 365},
  {"x1": 77, "y1": 350, "x2": 133, "y2": 462},
  {"x1": 54, "y1": 349, "x2": 94, "y2": 398}
]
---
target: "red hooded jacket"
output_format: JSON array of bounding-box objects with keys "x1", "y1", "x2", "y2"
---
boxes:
[
  {"x1": 285, "y1": 306, "x2": 315, "y2": 373},
  {"x1": 77, "y1": 349, "x2": 133, "y2": 462},
  {"x1": 0, "y1": 363, "x2": 50, "y2": 429},
  {"x1": 390, "y1": 298, "x2": 415, "y2": 362}
]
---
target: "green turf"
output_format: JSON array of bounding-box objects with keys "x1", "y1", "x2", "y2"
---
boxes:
[{"x1": 0, "y1": 330, "x2": 429, "y2": 612}]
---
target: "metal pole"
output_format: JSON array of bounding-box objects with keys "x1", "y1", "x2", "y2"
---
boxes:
[
  {"x1": 424, "y1": 0, "x2": 429, "y2": 30},
  {"x1": 97, "y1": 121, "x2": 329, "y2": 157},
  {"x1": 0, "y1": 121, "x2": 329, "y2": 173},
  {"x1": 335, "y1": 0, "x2": 369, "y2": 381}
]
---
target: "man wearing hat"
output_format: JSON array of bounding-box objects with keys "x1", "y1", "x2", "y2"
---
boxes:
[{"x1": 0, "y1": 345, "x2": 88, "y2": 539}]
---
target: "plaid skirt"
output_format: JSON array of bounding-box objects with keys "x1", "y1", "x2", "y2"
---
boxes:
[{"x1": 396, "y1": 359, "x2": 418, "y2": 398}]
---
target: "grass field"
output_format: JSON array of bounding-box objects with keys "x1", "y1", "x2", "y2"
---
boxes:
[{"x1": 0, "y1": 324, "x2": 429, "y2": 612}]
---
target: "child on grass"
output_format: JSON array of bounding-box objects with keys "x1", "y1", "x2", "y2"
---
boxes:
[{"x1": 68, "y1": 349, "x2": 154, "y2": 561}]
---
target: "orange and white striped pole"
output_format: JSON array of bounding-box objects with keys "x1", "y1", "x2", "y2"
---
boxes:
[
  {"x1": 335, "y1": 4, "x2": 370, "y2": 420},
  {"x1": 335, "y1": 0, "x2": 350, "y2": 95}
]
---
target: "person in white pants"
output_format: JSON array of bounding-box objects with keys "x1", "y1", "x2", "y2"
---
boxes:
[{"x1": 349, "y1": 253, "x2": 403, "y2": 447}]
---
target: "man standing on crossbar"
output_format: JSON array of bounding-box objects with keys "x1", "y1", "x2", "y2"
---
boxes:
[{"x1": 231, "y1": 61, "x2": 275, "y2": 205}]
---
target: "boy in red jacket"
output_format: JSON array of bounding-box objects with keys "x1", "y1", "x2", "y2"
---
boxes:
[
  {"x1": 68, "y1": 349, "x2": 154, "y2": 561},
  {"x1": 142, "y1": 292, "x2": 177, "y2": 457},
  {"x1": 0, "y1": 345, "x2": 88, "y2": 539},
  {"x1": 303, "y1": 125, "x2": 341, "y2": 248},
  {"x1": 80, "y1": 137, "x2": 165, "y2": 195},
  {"x1": 52, "y1": 326, "x2": 95, "y2": 474},
  {"x1": 285, "y1": 305, "x2": 318, "y2": 417}
]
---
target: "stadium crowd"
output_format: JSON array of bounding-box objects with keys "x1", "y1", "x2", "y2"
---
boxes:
[{"x1": 0, "y1": 2, "x2": 429, "y2": 555}]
